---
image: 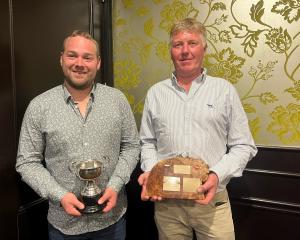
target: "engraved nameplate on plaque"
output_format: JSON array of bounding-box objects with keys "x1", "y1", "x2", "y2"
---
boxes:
[{"x1": 146, "y1": 157, "x2": 209, "y2": 200}]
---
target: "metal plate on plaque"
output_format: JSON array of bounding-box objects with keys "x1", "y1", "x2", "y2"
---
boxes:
[{"x1": 146, "y1": 157, "x2": 209, "y2": 200}]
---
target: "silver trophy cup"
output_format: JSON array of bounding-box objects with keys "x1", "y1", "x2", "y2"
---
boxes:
[{"x1": 72, "y1": 159, "x2": 105, "y2": 214}]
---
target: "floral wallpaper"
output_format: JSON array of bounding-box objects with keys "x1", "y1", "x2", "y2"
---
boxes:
[{"x1": 112, "y1": 0, "x2": 300, "y2": 148}]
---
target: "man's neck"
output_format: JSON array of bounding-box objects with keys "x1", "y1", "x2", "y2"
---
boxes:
[
  {"x1": 64, "y1": 82, "x2": 93, "y2": 102},
  {"x1": 176, "y1": 70, "x2": 203, "y2": 93},
  {"x1": 64, "y1": 82, "x2": 93, "y2": 118}
]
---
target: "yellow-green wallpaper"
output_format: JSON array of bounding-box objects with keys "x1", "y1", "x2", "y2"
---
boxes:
[{"x1": 112, "y1": 0, "x2": 300, "y2": 148}]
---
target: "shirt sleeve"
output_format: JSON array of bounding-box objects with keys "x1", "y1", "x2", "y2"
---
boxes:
[
  {"x1": 209, "y1": 85, "x2": 258, "y2": 185},
  {"x1": 16, "y1": 101, "x2": 68, "y2": 202},
  {"x1": 139, "y1": 91, "x2": 159, "y2": 172},
  {"x1": 107, "y1": 93, "x2": 141, "y2": 192}
]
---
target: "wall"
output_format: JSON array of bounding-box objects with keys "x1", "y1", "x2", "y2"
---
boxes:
[{"x1": 112, "y1": 0, "x2": 300, "y2": 148}]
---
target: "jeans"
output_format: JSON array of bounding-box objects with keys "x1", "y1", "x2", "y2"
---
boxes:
[{"x1": 48, "y1": 216, "x2": 126, "y2": 240}]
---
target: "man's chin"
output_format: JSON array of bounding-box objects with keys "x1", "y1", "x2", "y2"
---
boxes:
[{"x1": 65, "y1": 79, "x2": 93, "y2": 90}]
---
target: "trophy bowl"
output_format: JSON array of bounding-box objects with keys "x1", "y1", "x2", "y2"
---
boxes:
[
  {"x1": 72, "y1": 159, "x2": 105, "y2": 214},
  {"x1": 77, "y1": 160, "x2": 102, "y2": 180}
]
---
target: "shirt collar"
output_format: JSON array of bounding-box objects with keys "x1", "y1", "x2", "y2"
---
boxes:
[
  {"x1": 62, "y1": 83, "x2": 96, "y2": 103},
  {"x1": 171, "y1": 68, "x2": 207, "y2": 89}
]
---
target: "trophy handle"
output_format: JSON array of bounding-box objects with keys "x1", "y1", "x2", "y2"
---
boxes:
[{"x1": 69, "y1": 161, "x2": 80, "y2": 178}]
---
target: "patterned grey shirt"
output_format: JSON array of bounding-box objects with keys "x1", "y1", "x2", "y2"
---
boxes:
[
  {"x1": 140, "y1": 69, "x2": 257, "y2": 192},
  {"x1": 16, "y1": 83, "x2": 140, "y2": 235}
]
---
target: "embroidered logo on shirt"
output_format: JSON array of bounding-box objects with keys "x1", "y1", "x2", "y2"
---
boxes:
[{"x1": 207, "y1": 104, "x2": 214, "y2": 108}]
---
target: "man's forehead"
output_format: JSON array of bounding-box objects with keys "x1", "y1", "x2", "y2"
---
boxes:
[
  {"x1": 64, "y1": 37, "x2": 97, "y2": 53},
  {"x1": 172, "y1": 31, "x2": 201, "y2": 40}
]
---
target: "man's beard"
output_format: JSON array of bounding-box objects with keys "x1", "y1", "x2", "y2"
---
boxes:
[{"x1": 65, "y1": 77, "x2": 94, "y2": 90}]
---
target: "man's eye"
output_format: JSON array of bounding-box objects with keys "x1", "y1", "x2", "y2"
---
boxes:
[
  {"x1": 173, "y1": 43, "x2": 182, "y2": 48},
  {"x1": 67, "y1": 55, "x2": 76, "y2": 59},
  {"x1": 189, "y1": 42, "x2": 198, "y2": 46}
]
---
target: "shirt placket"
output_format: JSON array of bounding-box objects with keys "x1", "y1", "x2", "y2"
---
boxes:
[
  {"x1": 184, "y1": 99, "x2": 191, "y2": 157},
  {"x1": 81, "y1": 99, "x2": 93, "y2": 160}
]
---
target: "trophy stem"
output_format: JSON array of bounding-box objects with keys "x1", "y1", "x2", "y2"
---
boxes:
[{"x1": 83, "y1": 180, "x2": 101, "y2": 196}]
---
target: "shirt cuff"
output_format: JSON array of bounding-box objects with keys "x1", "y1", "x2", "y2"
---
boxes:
[{"x1": 107, "y1": 177, "x2": 124, "y2": 193}]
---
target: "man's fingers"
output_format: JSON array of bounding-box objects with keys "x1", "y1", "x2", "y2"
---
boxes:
[
  {"x1": 74, "y1": 199, "x2": 85, "y2": 210},
  {"x1": 141, "y1": 185, "x2": 150, "y2": 201}
]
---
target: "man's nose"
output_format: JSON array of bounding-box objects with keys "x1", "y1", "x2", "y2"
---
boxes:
[
  {"x1": 181, "y1": 43, "x2": 189, "y2": 53},
  {"x1": 75, "y1": 57, "x2": 84, "y2": 66}
]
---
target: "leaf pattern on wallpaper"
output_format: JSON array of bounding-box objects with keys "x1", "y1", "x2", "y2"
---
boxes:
[
  {"x1": 242, "y1": 30, "x2": 263, "y2": 57},
  {"x1": 249, "y1": 117, "x2": 260, "y2": 139},
  {"x1": 271, "y1": 0, "x2": 300, "y2": 23},
  {"x1": 219, "y1": 30, "x2": 231, "y2": 43},
  {"x1": 122, "y1": 0, "x2": 133, "y2": 9},
  {"x1": 265, "y1": 27, "x2": 292, "y2": 53},
  {"x1": 211, "y1": 2, "x2": 226, "y2": 11},
  {"x1": 243, "y1": 103, "x2": 256, "y2": 113},
  {"x1": 230, "y1": 24, "x2": 249, "y2": 38},
  {"x1": 230, "y1": 0, "x2": 299, "y2": 106},
  {"x1": 242, "y1": 60, "x2": 278, "y2": 105},
  {"x1": 114, "y1": 60, "x2": 141, "y2": 91},
  {"x1": 155, "y1": 41, "x2": 171, "y2": 63},
  {"x1": 159, "y1": 0, "x2": 198, "y2": 32},
  {"x1": 125, "y1": 37, "x2": 153, "y2": 64},
  {"x1": 286, "y1": 80, "x2": 300, "y2": 100},
  {"x1": 136, "y1": 7, "x2": 150, "y2": 16},
  {"x1": 267, "y1": 103, "x2": 300, "y2": 144},
  {"x1": 144, "y1": 18, "x2": 154, "y2": 37},
  {"x1": 204, "y1": 47, "x2": 245, "y2": 84},
  {"x1": 260, "y1": 92, "x2": 278, "y2": 105},
  {"x1": 250, "y1": 0, "x2": 271, "y2": 27},
  {"x1": 113, "y1": 0, "x2": 300, "y2": 146}
]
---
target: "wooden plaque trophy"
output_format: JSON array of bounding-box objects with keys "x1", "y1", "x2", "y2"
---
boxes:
[{"x1": 146, "y1": 156, "x2": 209, "y2": 200}]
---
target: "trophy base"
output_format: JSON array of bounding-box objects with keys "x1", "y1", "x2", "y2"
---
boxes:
[{"x1": 80, "y1": 193, "x2": 105, "y2": 214}]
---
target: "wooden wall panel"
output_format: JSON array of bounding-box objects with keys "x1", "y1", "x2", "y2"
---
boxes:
[
  {"x1": 0, "y1": 0, "x2": 18, "y2": 239},
  {"x1": 228, "y1": 147, "x2": 300, "y2": 240}
]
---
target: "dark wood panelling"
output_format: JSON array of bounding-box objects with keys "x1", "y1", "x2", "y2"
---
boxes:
[
  {"x1": 231, "y1": 201, "x2": 300, "y2": 240},
  {"x1": 13, "y1": 0, "x2": 93, "y2": 136},
  {"x1": 247, "y1": 147, "x2": 300, "y2": 172},
  {"x1": 0, "y1": 0, "x2": 18, "y2": 239},
  {"x1": 228, "y1": 147, "x2": 300, "y2": 240},
  {"x1": 126, "y1": 165, "x2": 159, "y2": 240},
  {"x1": 17, "y1": 199, "x2": 49, "y2": 240}
]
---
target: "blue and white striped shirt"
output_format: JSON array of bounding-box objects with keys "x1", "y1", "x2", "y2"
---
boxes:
[{"x1": 140, "y1": 69, "x2": 257, "y2": 192}]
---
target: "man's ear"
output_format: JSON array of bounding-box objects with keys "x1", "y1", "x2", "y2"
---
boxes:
[
  {"x1": 60, "y1": 52, "x2": 63, "y2": 66},
  {"x1": 97, "y1": 57, "x2": 101, "y2": 70}
]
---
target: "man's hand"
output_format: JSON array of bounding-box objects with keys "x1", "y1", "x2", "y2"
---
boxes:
[
  {"x1": 98, "y1": 187, "x2": 118, "y2": 213},
  {"x1": 138, "y1": 172, "x2": 162, "y2": 201},
  {"x1": 195, "y1": 172, "x2": 219, "y2": 205},
  {"x1": 60, "y1": 192, "x2": 84, "y2": 216}
]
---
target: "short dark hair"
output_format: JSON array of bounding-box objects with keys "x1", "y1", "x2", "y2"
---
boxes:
[{"x1": 62, "y1": 30, "x2": 100, "y2": 57}]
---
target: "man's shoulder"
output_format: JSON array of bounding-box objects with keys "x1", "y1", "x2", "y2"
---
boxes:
[
  {"x1": 94, "y1": 83, "x2": 127, "y2": 101},
  {"x1": 205, "y1": 75, "x2": 234, "y2": 89},
  {"x1": 147, "y1": 78, "x2": 171, "y2": 93},
  {"x1": 30, "y1": 85, "x2": 62, "y2": 105},
  {"x1": 206, "y1": 74, "x2": 229, "y2": 84}
]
